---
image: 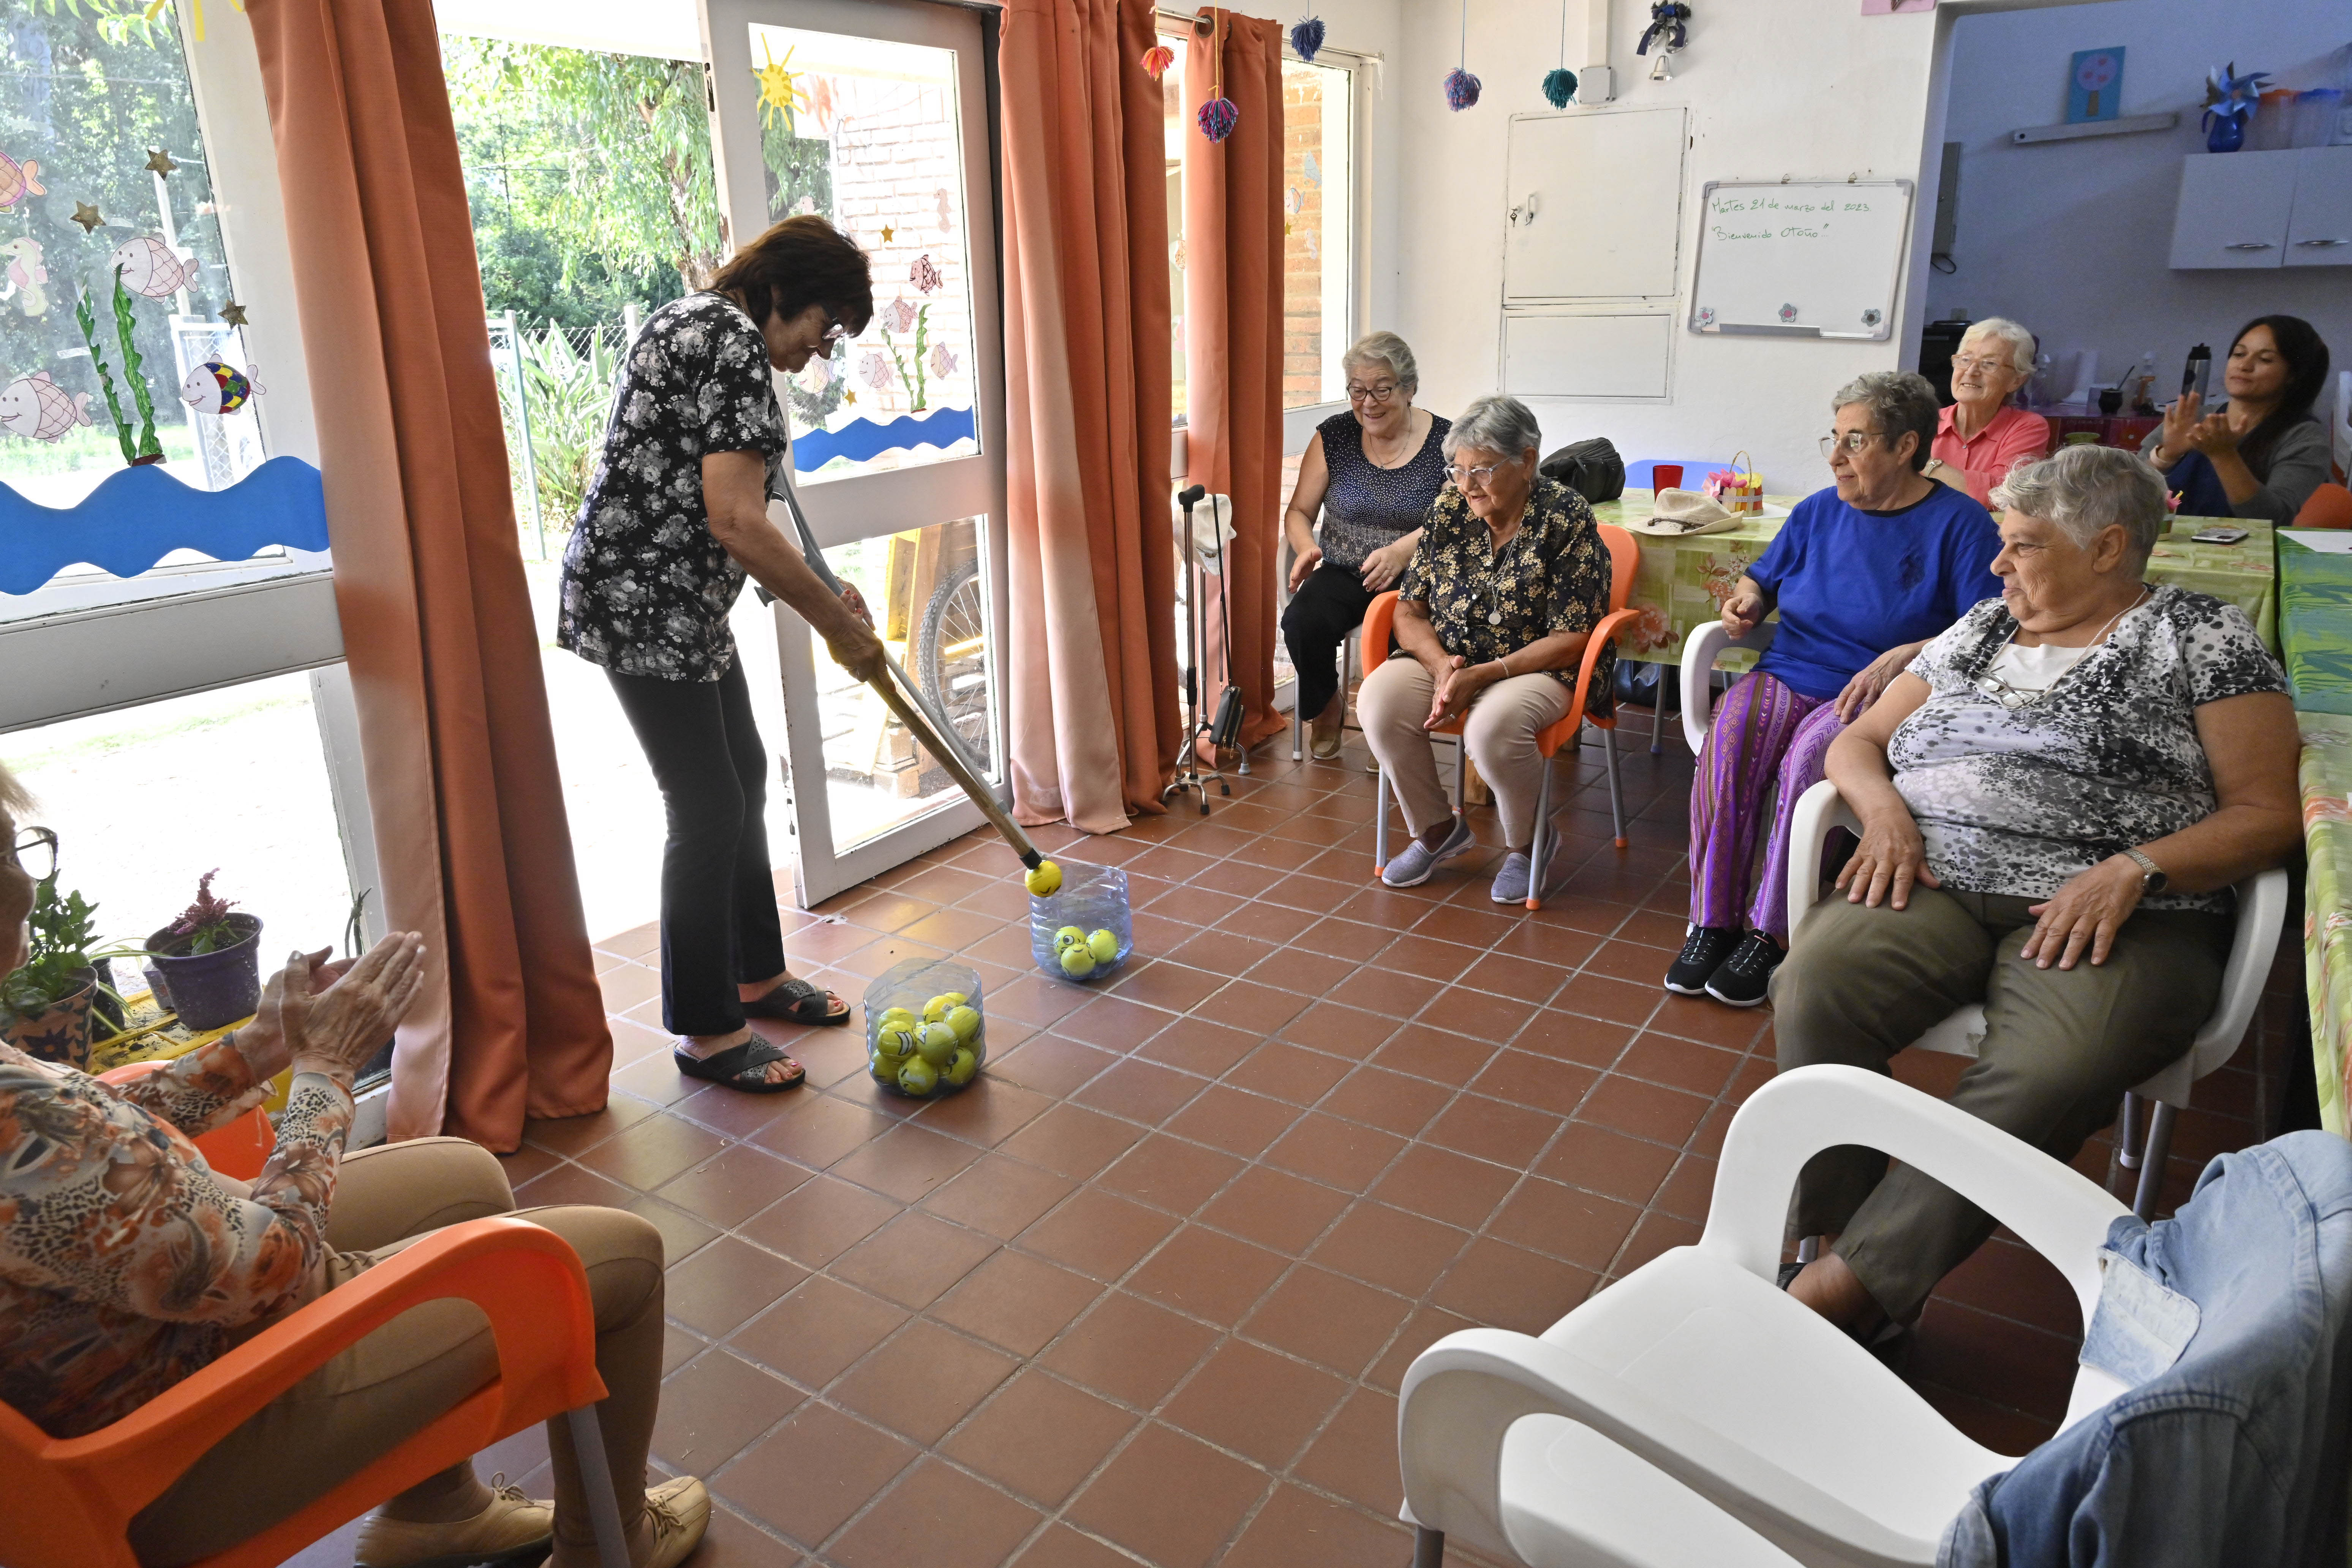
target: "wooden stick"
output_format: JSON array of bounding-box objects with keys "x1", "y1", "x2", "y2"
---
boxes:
[{"x1": 867, "y1": 668, "x2": 1042, "y2": 869}]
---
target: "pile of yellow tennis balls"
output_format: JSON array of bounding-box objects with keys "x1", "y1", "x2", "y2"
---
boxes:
[
  {"x1": 869, "y1": 989, "x2": 983, "y2": 1095},
  {"x1": 1052, "y1": 925, "x2": 1122, "y2": 978}
]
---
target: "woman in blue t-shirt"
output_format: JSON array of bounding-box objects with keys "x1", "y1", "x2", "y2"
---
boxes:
[{"x1": 1668, "y1": 371, "x2": 2003, "y2": 1007}]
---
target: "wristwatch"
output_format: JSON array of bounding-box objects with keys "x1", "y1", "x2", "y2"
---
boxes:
[{"x1": 2122, "y1": 848, "x2": 2168, "y2": 895}]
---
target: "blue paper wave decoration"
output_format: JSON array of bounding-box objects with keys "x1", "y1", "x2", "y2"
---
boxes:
[
  {"x1": 793, "y1": 406, "x2": 978, "y2": 473},
  {"x1": 0, "y1": 456, "x2": 330, "y2": 595}
]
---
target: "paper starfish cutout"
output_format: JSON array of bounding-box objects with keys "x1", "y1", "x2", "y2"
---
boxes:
[
  {"x1": 220, "y1": 300, "x2": 249, "y2": 327},
  {"x1": 880, "y1": 224, "x2": 894, "y2": 243},
  {"x1": 145, "y1": 148, "x2": 179, "y2": 177},
  {"x1": 71, "y1": 201, "x2": 103, "y2": 233}
]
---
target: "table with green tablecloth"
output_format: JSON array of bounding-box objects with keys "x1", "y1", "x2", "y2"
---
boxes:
[
  {"x1": 1588, "y1": 492, "x2": 2279, "y2": 666},
  {"x1": 2279, "y1": 533, "x2": 2352, "y2": 716},
  {"x1": 2298, "y1": 711, "x2": 2352, "y2": 1137}
]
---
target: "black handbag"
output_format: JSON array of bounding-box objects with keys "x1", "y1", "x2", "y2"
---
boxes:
[{"x1": 1539, "y1": 437, "x2": 1626, "y2": 505}]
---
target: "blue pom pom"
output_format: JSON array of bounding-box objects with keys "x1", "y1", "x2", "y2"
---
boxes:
[
  {"x1": 1541, "y1": 66, "x2": 1577, "y2": 108},
  {"x1": 1198, "y1": 96, "x2": 1239, "y2": 142},
  {"x1": 1289, "y1": 16, "x2": 1325, "y2": 61},
  {"x1": 1443, "y1": 67, "x2": 1481, "y2": 111}
]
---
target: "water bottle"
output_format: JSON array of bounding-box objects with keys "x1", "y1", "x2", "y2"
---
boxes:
[{"x1": 2181, "y1": 344, "x2": 2211, "y2": 405}]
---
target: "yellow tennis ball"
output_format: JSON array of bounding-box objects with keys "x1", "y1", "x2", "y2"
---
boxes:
[
  {"x1": 1086, "y1": 929, "x2": 1119, "y2": 963},
  {"x1": 1059, "y1": 945, "x2": 1097, "y2": 978},
  {"x1": 874, "y1": 1025, "x2": 917, "y2": 1058},
  {"x1": 937, "y1": 991, "x2": 969, "y2": 1007},
  {"x1": 946, "y1": 1004, "x2": 982, "y2": 1043},
  {"x1": 1025, "y1": 860, "x2": 1063, "y2": 896},
  {"x1": 897, "y1": 1057, "x2": 939, "y2": 1095},
  {"x1": 923, "y1": 994, "x2": 953, "y2": 1023},
  {"x1": 1054, "y1": 925, "x2": 1086, "y2": 953},
  {"x1": 917, "y1": 1023, "x2": 958, "y2": 1065},
  {"x1": 945, "y1": 1046, "x2": 980, "y2": 1085},
  {"x1": 877, "y1": 1006, "x2": 919, "y2": 1030}
]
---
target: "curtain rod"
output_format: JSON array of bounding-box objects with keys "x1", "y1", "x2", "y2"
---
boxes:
[{"x1": 1151, "y1": 7, "x2": 1384, "y2": 61}]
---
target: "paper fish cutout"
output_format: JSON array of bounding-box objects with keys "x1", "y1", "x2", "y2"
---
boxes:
[
  {"x1": 882, "y1": 296, "x2": 917, "y2": 335},
  {"x1": 909, "y1": 254, "x2": 942, "y2": 295},
  {"x1": 928, "y1": 343, "x2": 957, "y2": 380},
  {"x1": 181, "y1": 358, "x2": 262, "y2": 415},
  {"x1": 0, "y1": 237, "x2": 47, "y2": 318},
  {"x1": 109, "y1": 234, "x2": 196, "y2": 299},
  {"x1": 0, "y1": 150, "x2": 42, "y2": 211},
  {"x1": 1303, "y1": 151, "x2": 1322, "y2": 187},
  {"x1": 0, "y1": 371, "x2": 95, "y2": 442}
]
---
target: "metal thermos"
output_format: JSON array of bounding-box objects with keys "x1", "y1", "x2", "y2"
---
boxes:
[{"x1": 2182, "y1": 344, "x2": 2211, "y2": 403}]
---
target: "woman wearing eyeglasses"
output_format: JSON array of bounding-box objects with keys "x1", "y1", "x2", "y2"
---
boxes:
[
  {"x1": 1927, "y1": 317, "x2": 2050, "y2": 506},
  {"x1": 1281, "y1": 332, "x2": 1452, "y2": 759},
  {"x1": 1359, "y1": 394, "x2": 1615, "y2": 904},
  {"x1": 1670, "y1": 371, "x2": 2003, "y2": 1007},
  {"x1": 558, "y1": 215, "x2": 888, "y2": 1095}
]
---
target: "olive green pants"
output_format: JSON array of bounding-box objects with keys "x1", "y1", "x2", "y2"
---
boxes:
[
  {"x1": 130, "y1": 1137, "x2": 665, "y2": 1567},
  {"x1": 1775, "y1": 887, "x2": 2230, "y2": 1325}
]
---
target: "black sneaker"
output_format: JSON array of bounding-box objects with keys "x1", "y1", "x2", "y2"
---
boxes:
[
  {"x1": 1663, "y1": 925, "x2": 1738, "y2": 995},
  {"x1": 1704, "y1": 932, "x2": 1783, "y2": 1008}
]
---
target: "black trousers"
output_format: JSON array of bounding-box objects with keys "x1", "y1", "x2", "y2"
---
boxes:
[
  {"x1": 606, "y1": 661, "x2": 787, "y2": 1037},
  {"x1": 1281, "y1": 562, "x2": 1376, "y2": 722}
]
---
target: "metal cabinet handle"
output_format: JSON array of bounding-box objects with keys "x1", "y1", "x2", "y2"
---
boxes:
[
  {"x1": 2295, "y1": 238, "x2": 2348, "y2": 248},
  {"x1": 2223, "y1": 241, "x2": 2276, "y2": 251}
]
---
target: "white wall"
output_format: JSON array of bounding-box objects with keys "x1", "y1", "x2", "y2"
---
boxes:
[
  {"x1": 1928, "y1": 0, "x2": 2348, "y2": 419},
  {"x1": 1391, "y1": 0, "x2": 1956, "y2": 489}
]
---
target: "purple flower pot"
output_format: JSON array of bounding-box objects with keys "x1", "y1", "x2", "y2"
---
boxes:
[{"x1": 147, "y1": 913, "x2": 264, "y2": 1031}]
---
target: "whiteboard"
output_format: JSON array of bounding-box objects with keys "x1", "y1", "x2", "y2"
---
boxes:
[{"x1": 1688, "y1": 180, "x2": 1914, "y2": 340}]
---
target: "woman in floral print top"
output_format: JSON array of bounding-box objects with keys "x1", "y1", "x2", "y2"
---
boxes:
[{"x1": 557, "y1": 217, "x2": 887, "y2": 1095}]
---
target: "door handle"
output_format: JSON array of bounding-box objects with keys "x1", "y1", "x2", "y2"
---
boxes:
[
  {"x1": 2222, "y1": 241, "x2": 2275, "y2": 251},
  {"x1": 2295, "y1": 238, "x2": 2348, "y2": 247},
  {"x1": 1508, "y1": 192, "x2": 1540, "y2": 227}
]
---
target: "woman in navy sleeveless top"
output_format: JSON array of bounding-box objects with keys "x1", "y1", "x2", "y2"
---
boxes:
[{"x1": 1280, "y1": 332, "x2": 1453, "y2": 758}]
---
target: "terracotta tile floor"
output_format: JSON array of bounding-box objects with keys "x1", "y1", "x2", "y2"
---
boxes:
[{"x1": 285, "y1": 721, "x2": 2297, "y2": 1568}]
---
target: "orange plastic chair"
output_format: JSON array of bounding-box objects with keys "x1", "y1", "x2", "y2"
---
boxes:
[
  {"x1": 98, "y1": 1058, "x2": 277, "y2": 1181},
  {"x1": 2295, "y1": 482, "x2": 2352, "y2": 530},
  {"x1": 0, "y1": 1216, "x2": 632, "y2": 1568},
  {"x1": 1365, "y1": 524, "x2": 1642, "y2": 907}
]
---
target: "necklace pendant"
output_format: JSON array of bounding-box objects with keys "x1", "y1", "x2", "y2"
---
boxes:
[{"x1": 1488, "y1": 610, "x2": 1503, "y2": 626}]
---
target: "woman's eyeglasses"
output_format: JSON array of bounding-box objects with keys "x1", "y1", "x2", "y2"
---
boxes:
[
  {"x1": 1444, "y1": 463, "x2": 1501, "y2": 488},
  {"x1": 1347, "y1": 381, "x2": 1399, "y2": 405},
  {"x1": 9, "y1": 827, "x2": 57, "y2": 883},
  {"x1": 1949, "y1": 354, "x2": 2011, "y2": 376},
  {"x1": 1818, "y1": 431, "x2": 1886, "y2": 459}
]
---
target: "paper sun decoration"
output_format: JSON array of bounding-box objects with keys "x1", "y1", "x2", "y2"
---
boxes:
[{"x1": 182, "y1": 359, "x2": 263, "y2": 416}]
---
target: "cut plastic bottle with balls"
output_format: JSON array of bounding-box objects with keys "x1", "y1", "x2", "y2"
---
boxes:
[
  {"x1": 862, "y1": 957, "x2": 986, "y2": 1097},
  {"x1": 1029, "y1": 859, "x2": 1133, "y2": 982}
]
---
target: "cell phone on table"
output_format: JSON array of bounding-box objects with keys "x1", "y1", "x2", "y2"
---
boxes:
[{"x1": 2189, "y1": 526, "x2": 2248, "y2": 544}]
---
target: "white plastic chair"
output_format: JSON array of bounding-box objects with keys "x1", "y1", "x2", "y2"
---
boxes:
[
  {"x1": 1784, "y1": 778, "x2": 2287, "y2": 1222},
  {"x1": 1398, "y1": 1064, "x2": 2134, "y2": 1568},
  {"x1": 1679, "y1": 620, "x2": 1778, "y2": 758}
]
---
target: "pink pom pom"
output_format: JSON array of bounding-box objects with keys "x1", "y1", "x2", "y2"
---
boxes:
[
  {"x1": 1141, "y1": 44, "x2": 1174, "y2": 79},
  {"x1": 1443, "y1": 67, "x2": 1481, "y2": 111},
  {"x1": 1198, "y1": 96, "x2": 1239, "y2": 141}
]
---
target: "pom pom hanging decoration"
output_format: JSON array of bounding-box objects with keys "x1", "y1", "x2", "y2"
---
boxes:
[
  {"x1": 1141, "y1": 44, "x2": 1174, "y2": 79},
  {"x1": 1198, "y1": 96, "x2": 1240, "y2": 141},
  {"x1": 1635, "y1": 2, "x2": 1690, "y2": 56},
  {"x1": 1288, "y1": 16, "x2": 1324, "y2": 61},
  {"x1": 1541, "y1": 67, "x2": 1577, "y2": 108},
  {"x1": 1443, "y1": 0, "x2": 1478, "y2": 113}
]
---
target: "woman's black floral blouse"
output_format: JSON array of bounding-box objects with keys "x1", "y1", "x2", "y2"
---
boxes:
[
  {"x1": 558, "y1": 292, "x2": 786, "y2": 681},
  {"x1": 1398, "y1": 473, "x2": 1616, "y2": 709}
]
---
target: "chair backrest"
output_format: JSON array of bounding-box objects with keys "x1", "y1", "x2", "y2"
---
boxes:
[
  {"x1": 1596, "y1": 523, "x2": 1638, "y2": 616},
  {"x1": 2295, "y1": 482, "x2": 2352, "y2": 530},
  {"x1": 1359, "y1": 589, "x2": 1400, "y2": 676},
  {"x1": 1678, "y1": 620, "x2": 1779, "y2": 757}
]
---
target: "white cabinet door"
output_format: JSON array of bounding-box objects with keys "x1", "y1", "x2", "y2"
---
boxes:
[
  {"x1": 1505, "y1": 109, "x2": 1686, "y2": 301},
  {"x1": 2169, "y1": 150, "x2": 2298, "y2": 269},
  {"x1": 2286, "y1": 146, "x2": 2352, "y2": 267},
  {"x1": 1502, "y1": 313, "x2": 1673, "y2": 400}
]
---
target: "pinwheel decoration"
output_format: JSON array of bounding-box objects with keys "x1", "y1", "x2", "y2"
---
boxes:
[{"x1": 2200, "y1": 61, "x2": 2268, "y2": 153}]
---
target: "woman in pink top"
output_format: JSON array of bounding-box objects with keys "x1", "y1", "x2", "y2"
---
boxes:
[{"x1": 1929, "y1": 317, "x2": 2050, "y2": 506}]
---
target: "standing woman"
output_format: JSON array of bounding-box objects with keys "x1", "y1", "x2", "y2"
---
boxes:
[
  {"x1": 2143, "y1": 315, "x2": 2333, "y2": 525},
  {"x1": 560, "y1": 217, "x2": 888, "y2": 1094},
  {"x1": 1281, "y1": 332, "x2": 1451, "y2": 759}
]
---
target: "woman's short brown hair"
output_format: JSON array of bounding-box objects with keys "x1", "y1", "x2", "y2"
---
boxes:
[{"x1": 708, "y1": 215, "x2": 876, "y2": 337}]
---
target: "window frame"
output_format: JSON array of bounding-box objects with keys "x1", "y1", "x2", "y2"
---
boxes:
[{"x1": 1275, "y1": 40, "x2": 1369, "y2": 457}]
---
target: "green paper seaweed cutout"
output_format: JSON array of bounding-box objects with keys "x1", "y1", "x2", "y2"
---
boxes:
[{"x1": 72, "y1": 269, "x2": 163, "y2": 466}]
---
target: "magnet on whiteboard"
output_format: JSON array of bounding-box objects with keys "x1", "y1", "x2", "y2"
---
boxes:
[
  {"x1": 1862, "y1": 308, "x2": 1882, "y2": 326},
  {"x1": 1778, "y1": 303, "x2": 1799, "y2": 322}
]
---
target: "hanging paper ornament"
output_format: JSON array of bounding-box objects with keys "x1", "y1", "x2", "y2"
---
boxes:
[
  {"x1": 1541, "y1": 68, "x2": 1577, "y2": 108},
  {"x1": 0, "y1": 371, "x2": 93, "y2": 443},
  {"x1": 1444, "y1": 0, "x2": 1479, "y2": 112},
  {"x1": 1199, "y1": 96, "x2": 1240, "y2": 141},
  {"x1": 180, "y1": 359, "x2": 262, "y2": 416},
  {"x1": 1289, "y1": 16, "x2": 1325, "y2": 61},
  {"x1": 1141, "y1": 44, "x2": 1174, "y2": 79}
]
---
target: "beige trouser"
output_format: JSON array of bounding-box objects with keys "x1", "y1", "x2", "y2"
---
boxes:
[
  {"x1": 1775, "y1": 887, "x2": 2230, "y2": 1326},
  {"x1": 1359, "y1": 657, "x2": 1573, "y2": 847},
  {"x1": 130, "y1": 1137, "x2": 665, "y2": 1568}
]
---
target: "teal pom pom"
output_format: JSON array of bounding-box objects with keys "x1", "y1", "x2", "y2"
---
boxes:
[{"x1": 1541, "y1": 67, "x2": 1577, "y2": 108}]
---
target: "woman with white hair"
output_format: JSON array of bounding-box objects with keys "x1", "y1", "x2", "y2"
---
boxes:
[
  {"x1": 1359, "y1": 394, "x2": 1615, "y2": 904},
  {"x1": 1927, "y1": 317, "x2": 2050, "y2": 506},
  {"x1": 1774, "y1": 443, "x2": 2298, "y2": 1343},
  {"x1": 1281, "y1": 331, "x2": 1452, "y2": 759}
]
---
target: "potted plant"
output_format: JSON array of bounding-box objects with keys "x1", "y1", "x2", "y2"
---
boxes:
[
  {"x1": 1, "y1": 880, "x2": 122, "y2": 1069},
  {"x1": 145, "y1": 870, "x2": 264, "y2": 1031}
]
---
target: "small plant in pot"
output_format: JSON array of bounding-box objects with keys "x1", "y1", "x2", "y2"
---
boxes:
[
  {"x1": 145, "y1": 870, "x2": 265, "y2": 1032},
  {"x1": 2, "y1": 880, "x2": 125, "y2": 1070}
]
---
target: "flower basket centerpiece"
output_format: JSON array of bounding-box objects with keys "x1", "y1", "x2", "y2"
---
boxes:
[
  {"x1": 145, "y1": 870, "x2": 263, "y2": 1032},
  {"x1": 2, "y1": 880, "x2": 125, "y2": 1070}
]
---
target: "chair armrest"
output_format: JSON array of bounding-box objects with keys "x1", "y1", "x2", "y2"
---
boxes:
[
  {"x1": 2184, "y1": 867, "x2": 2288, "y2": 1067},
  {"x1": 1679, "y1": 620, "x2": 1776, "y2": 757},
  {"x1": 1701, "y1": 1066, "x2": 2126, "y2": 1328},
  {"x1": 1536, "y1": 608, "x2": 1642, "y2": 752},
  {"x1": 1785, "y1": 779, "x2": 1863, "y2": 929},
  {"x1": 46, "y1": 1217, "x2": 605, "y2": 1523},
  {"x1": 1359, "y1": 591, "x2": 1400, "y2": 675},
  {"x1": 1400, "y1": 1327, "x2": 1938, "y2": 1568}
]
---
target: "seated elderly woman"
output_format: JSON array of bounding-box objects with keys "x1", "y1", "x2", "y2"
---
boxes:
[
  {"x1": 1360, "y1": 393, "x2": 1616, "y2": 904},
  {"x1": 1775, "y1": 444, "x2": 2300, "y2": 1342},
  {"x1": 1926, "y1": 316, "x2": 2051, "y2": 506},
  {"x1": 0, "y1": 764, "x2": 706, "y2": 1568},
  {"x1": 1671, "y1": 371, "x2": 2003, "y2": 1008}
]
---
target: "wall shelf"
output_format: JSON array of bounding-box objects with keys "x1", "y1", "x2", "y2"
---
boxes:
[{"x1": 2008, "y1": 111, "x2": 2179, "y2": 146}]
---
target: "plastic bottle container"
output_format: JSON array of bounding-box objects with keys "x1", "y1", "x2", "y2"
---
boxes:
[
  {"x1": 2297, "y1": 89, "x2": 2344, "y2": 150},
  {"x1": 2250, "y1": 88, "x2": 2298, "y2": 152}
]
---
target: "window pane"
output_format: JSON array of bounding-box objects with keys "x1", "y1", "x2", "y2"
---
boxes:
[
  {"x1": 1281, "y1": 58, "x2": 1350, "y2": 409},
  {"x1": 0, "y1": 9, "x2": 263, "y2": 512},
  {"x1": 745, "y1": 25, "x2": 981, "y2": 482},
  {"x1": 811, "y1": 517, "x2": 996, "y2": 854}
]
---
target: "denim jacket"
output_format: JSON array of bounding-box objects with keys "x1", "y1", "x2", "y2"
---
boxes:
[{"x1": 1940, "y1": 1132, "x2": 2352, "y2": 1568}]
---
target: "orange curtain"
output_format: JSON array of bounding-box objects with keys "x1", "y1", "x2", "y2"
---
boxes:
[
  {"x1": 247, "y1": 0, "x2": 611, "y2": 1151},
  {"x1": 1183, "y1": 10, "x2": 1287, "y2": 754},
  {"x1": 999, "y1": 0, "x2": 1181, "y2": 833}
]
